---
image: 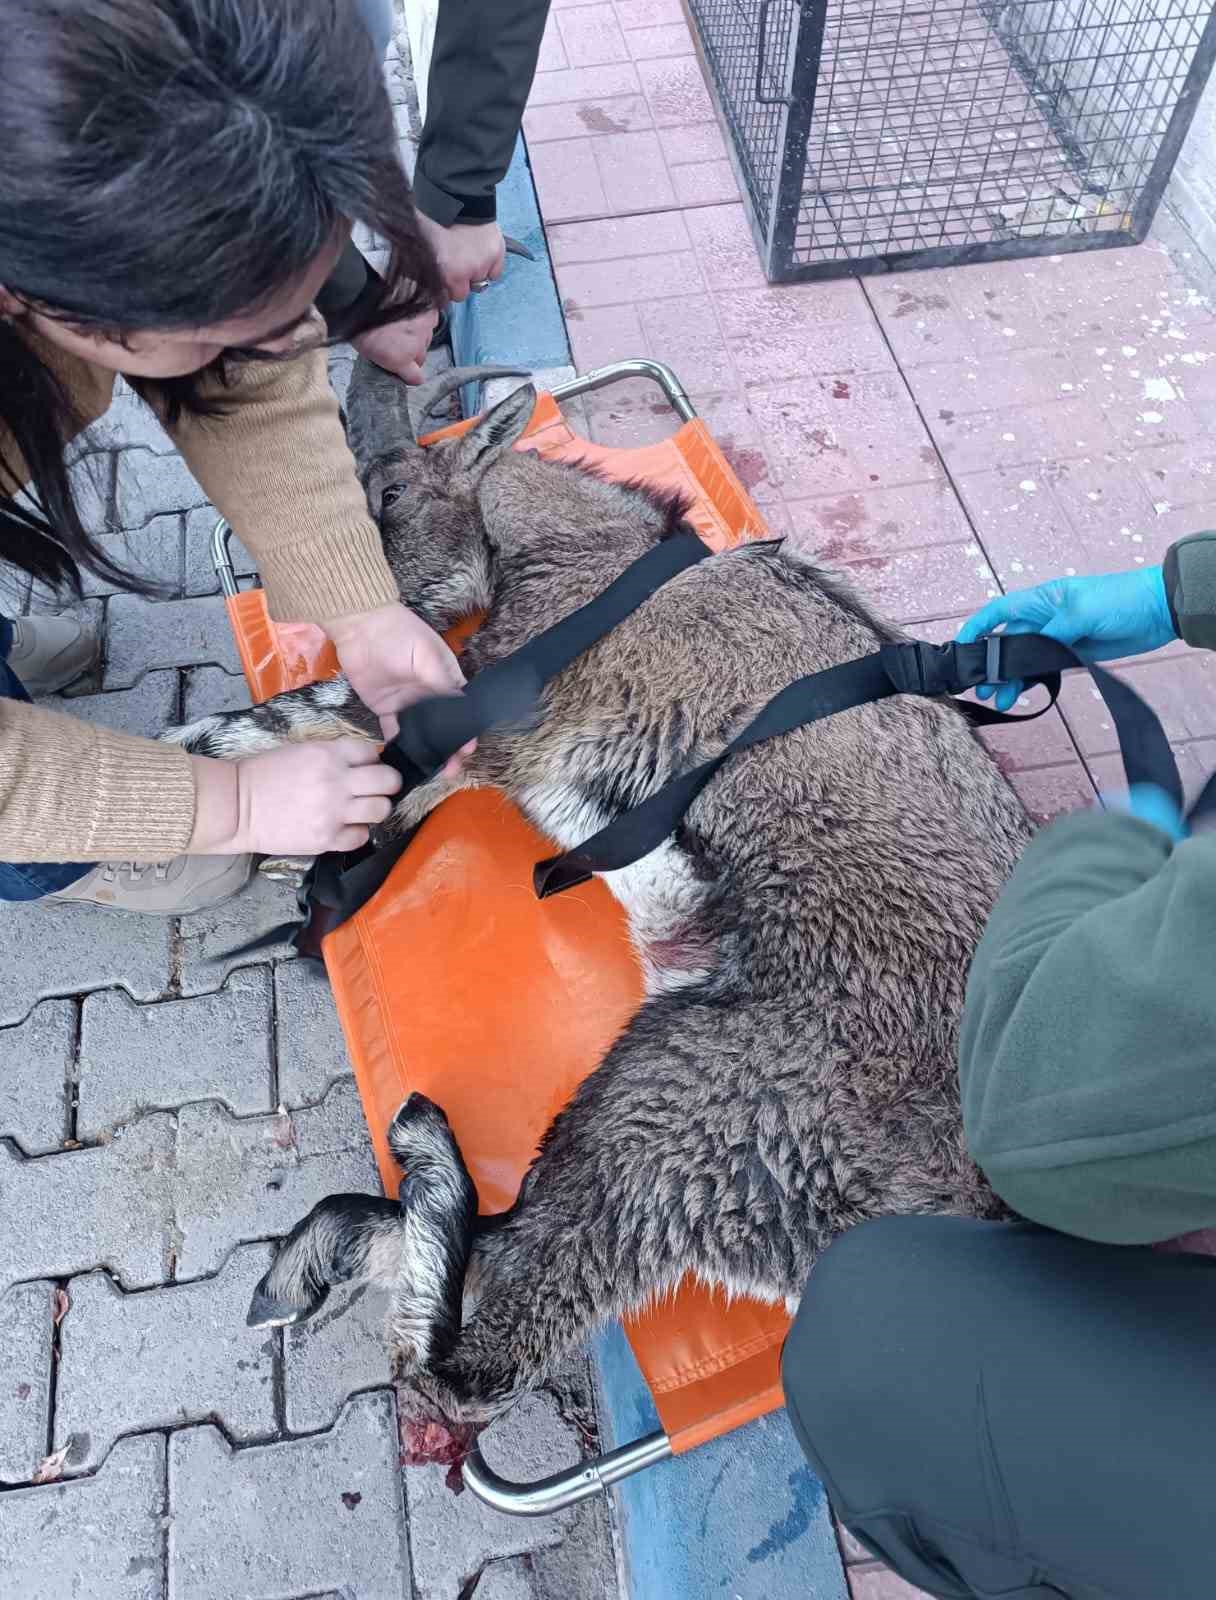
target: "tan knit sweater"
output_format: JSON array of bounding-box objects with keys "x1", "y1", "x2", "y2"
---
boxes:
[{"x1": 1, "y1": 327, "x2": 400, "y2": 863}]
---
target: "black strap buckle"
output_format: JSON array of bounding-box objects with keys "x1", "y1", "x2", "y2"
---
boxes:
[{"x1": 880, "y1": 640, "x2": 990, "y2": 698}]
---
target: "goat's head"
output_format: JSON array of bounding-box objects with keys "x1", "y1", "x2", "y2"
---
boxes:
[{"x1": 345, "y1": 358, "x2": 537, "y2": 630}]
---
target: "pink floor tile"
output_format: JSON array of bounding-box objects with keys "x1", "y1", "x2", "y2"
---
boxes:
[
  {"x1": 592, "y1": 128, "x2": 677, "y2": 212},
  {"x1": 689, "y1": 390, "x2": 783, "y2": 503},
  {"x1": 523, "y1": 95, "x2": 653, "y2": 142},
  {"x1": 558, "y1": 248, "x2": 704, "y2": 308},
  {"x1": 849, "y1": 1561, "x2": 940, "y2": 1600},
  {"x1": 625, "y1": 21, "x2": 695, "y2": 57},
  {"x1": 1059, "y1": 652, "x2": 1216, "y2": 754},
  {"x1": 907, "y1": 347, "x2": 1083, "y2": 419},
  {"x1": 716, "y1": 285, "x2": 891, "y2": 386},
  {"x1": 528, "y1": 137, "x2": 609, "y2": 223},
  {"x1": 528, "y1": 61, "x2": 641, "y2": 105},
  {"x1": 1130, "y1": 438, "x2": 1216, "y2": 509},
  {"x1": 1088, "y1": 359, "x2": 1205, "y2": 453},
  {"x1": 977, "y1": 706, "x2": 1080, "y2": 774},
  {"x1": 657, "y1": 121, "x2": 729, "y2": 165},
  {"x1": 636, "y1": 53, "x2": 717, "y2": 127},
  {"x1": 930, "y1": 397, "x2": 1116, "y2": 477},
  {"x1": 556, "y1": 3, "x2": 630, "y2": 66},
  {"x1": 613, "y1": 0, "x2": 690, "y2": 29},
  {"x1": 785, "y1": 481, "x2": 976, "y2": 558},
  {"x1": 684, "y1": 204, "x2": 768, "y2": 291},
  {"x1": 671, "y1": 159, "x2": 740, "y2": 206},
  {"x1": 825, "y1": 541, "x2": 997, "y2": 625},
  {"x1": 536, "y1": 14, "x2": 569, "y2": 71},
  {"x1": 636, "y1": 293, "x2": 735, "y2": 390},
  {"x1": 748, "y1": 374, "x2": 945, "y2": 499},
  {"x1": 582, "y1": 376, "x2": 684, "y2": 447},
  {"x1": 547, "y1": 210, "x2": 691, "y2": 264},
  {"x1": 1089, "y1": 739, "x2": 1216, "y2": 805},
  {"x1": 564, "y1": 300, "x2": 646, "y2": 371},
  {"x1": 1010, "y1": 761, "x2": 1098, "y2": 826}
]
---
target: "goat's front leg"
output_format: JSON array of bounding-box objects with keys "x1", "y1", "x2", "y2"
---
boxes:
[{"x1": 165, "y1": 675, "x2": 378, "y2": 759}]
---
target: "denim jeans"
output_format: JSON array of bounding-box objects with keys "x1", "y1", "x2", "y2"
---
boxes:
[{"x1": 0, "y1": 616, "x2": 94, "y2": 901}]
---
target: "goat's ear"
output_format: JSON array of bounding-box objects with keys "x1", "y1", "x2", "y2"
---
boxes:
[{"x1": 453, "y1": 384, "x2": 537, "y2": 475}]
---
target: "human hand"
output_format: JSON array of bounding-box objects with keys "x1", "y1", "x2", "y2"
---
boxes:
[
  {"x1": 956, "y1": 567, "x2": 1176, "y2": 711},
  {"x1": 1099, "y1": 782, "x2": 1188, "y2": 843},
  {"x1": 190, "y1": 740, "x2": 403, "y2": 856},
  {"x1": 326, "y1": 601, "x2": 474, "y2": 770},
  {"x1": 352, "y1": 307, "x2": 439, "y2": 383},
  {"x1": 418, "y1": 214, "x2": 506, "y2": 302}
]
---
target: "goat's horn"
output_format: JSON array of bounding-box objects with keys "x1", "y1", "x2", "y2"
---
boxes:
[
  {"x1": 406, "y1": 365, "x2": 533, "y2": 440},
  {"x1": 344, "y1": 355, "x2": 421, "y2": 477}
]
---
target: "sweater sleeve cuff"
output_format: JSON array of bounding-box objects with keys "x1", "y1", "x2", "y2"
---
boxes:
[
  {"x1": 1164, "y1": 531, "x2": 1216, "y2": 650},
  {"x1": 255, "y1": 523, "x2": 401, "y2": 624},
  {"x1": 411, "y1": 166, "x2": 496, "y2": 226}
]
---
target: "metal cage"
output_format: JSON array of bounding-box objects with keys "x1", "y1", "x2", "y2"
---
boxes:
[{"x1": 686, "y1": 0, "x2": 1216, "y2": 280}]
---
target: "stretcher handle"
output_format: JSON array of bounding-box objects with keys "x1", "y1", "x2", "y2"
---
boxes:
[
  {"x1": 546, "y1": 357, "x2": 697, "y2": 423},
  {"x1": 461, "y1": 1428, "x2": 673, "y2": 1516},
  {"x1": 212, "y1": 517, "x2": 240, "y2": 599}
]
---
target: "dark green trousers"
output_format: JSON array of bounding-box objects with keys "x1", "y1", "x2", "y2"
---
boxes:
[{"x1": 782, "y1": 1217, "x2": 1216, "y2": 1599}]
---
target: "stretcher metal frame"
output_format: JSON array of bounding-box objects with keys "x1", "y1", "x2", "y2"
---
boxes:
[{"x1": 212, "y1": 357, "x2": 786, "y2": 1515}]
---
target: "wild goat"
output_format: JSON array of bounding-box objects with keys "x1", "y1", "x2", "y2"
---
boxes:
[{"x1": 169, "y1": 359, "x2": 1029, "y2": 1457}]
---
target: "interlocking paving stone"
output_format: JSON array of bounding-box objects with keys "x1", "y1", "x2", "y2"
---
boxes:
[
  {"x1": 42, "y1": 669, "x2": 179, "y2": 741},
  {"x1": 274, "y1": 959, "x2": 351, "y2": 1108},
  {"x1": 0, "y1": 1115, "x2": 176, "y2": 1294},
  {"x1": 104, "y1": 593, "x2": 240, "y2": 689},
  {"x1": 0, "y1": 1433, "x2": 166, "y2": 1598},
  {"x1": 54, "y1": 1244, "x2": 277, "y2": 1473},
  {"x1": 171, "y1": 1080, "x2": 377, "y2": 1279},
  {"x1": 180, "y1": 664, "x2": 251, "y2": 721},
  {"x1": 114, "y1": 447, "x2": 209, "y2": 529},
  {"x1": 81, "y1": 512, "x2": 184, "y2": 598},
  {"x1": 476, "y1": 1560, "x2": 537, "y2": 1600},
  {"x1": 174, "y1": 873, "x2": 301, "y2": 994},
  {"x1": 0, "y1": 997, "x2": 73, "y2": 1154},
  {"x1": 283, "y1": 1284, "x2": 392, "y2": 1434},
  {"x1": 0, "y1": 1280, "x2": 55, "y2": 1485},
  {"x1": 77, "y1": 968, "x2": 275, "y2": 1138},
  {"x1": 167, "y1": 1392, "x2": 407, "y2": 1600},
  {"x1": 0, "y1": 901, "x2": 172, "y2": 1028},
  {"x1": 405, "y1": 1394, "x2": 580, "y2": 1598}
]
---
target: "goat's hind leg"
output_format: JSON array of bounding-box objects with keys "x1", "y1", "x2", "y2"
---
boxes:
[
  {"x1": 246, "y1": 1193, "x2": 404, "y2": 1328},
  {"x1": 165, "y1": 676, "x2": 379, "y2": 760}
]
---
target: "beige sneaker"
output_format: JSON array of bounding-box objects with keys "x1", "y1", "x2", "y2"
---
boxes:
[
  {"x1": 6, "y1": 615, "x2": 99, "y2": 695},
  {"x1": 46, "y1": 853, "x2": 254, "y2": 915}
]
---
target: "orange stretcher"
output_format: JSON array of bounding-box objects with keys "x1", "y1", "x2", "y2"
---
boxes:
[{"x1": 213, "y1": 359, "x2": 791, "y2": 1514}]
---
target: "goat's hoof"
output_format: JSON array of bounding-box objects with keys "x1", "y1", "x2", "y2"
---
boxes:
[{"x1": 246, "y1": 1272, "x2": 329, "y2": 1330}]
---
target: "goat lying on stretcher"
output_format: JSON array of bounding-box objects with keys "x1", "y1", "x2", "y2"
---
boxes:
[{"x1": 168, "y1": 359, "x2": 1027, "y2": 1461}]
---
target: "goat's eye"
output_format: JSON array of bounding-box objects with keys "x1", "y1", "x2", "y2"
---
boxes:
[{"x1": 381, "y1": 483, "x2": 407, "y2": 509}]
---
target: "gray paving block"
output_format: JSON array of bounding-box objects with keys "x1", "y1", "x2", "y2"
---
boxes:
[
  {"x1": 476, "y1": 1560, "x2": 537, "y2": 1600},
  {"x1": 0, "y1": 1281, "x2": 54, "y2": 1485},
  {"x1": 183, "y1": 507, "x2": 255, "y2": 598},
  {"x1": 78, "y1": 968, "x2": 275, "y2": 1138},
  {"x1": 406, "y1": 1395, "x2": 580, "y2": 1599},
  {"x1": 40, "y1": 669, "x2": 178, "y2": 741},
  {"x1": 0, "y1": 997, "x2": 73, "y2": 1154},
  {"x1": 107, "y1": 379, "x2": 178, "y2": 455},
  {"x1": 105, "y1": 591, "x2": 240, "y2": 689},
  {"x1": 171, "y1": 1080, "x2": 377, "y2": 1279},
  {"x1": 0, "y1": 901, "x2": 172, "y2": 1028},
  {"x1": 82, "y1": 511, "x2": 184, "y2": 598},
  {"x1": 68, "y1": 451, "x2": 114, "y2": 536},
  {"x1": 175, "y1": 873, "x2": 302, "y2": 993},
  {"x1": 114, "y1": 447, "x2": 208, "y2": 529},
  {"x1": 181, "y1": 664, "x2": 251, "y2": 721},
  {"x1": 274, "y1": 959, "x2": 351, "y2": 1107},
  {"x1": 0, "y1": 1114, "x2": 176, "y2": 1293},
  {"x1": 168, "y1": 1391, "x2": 407, "y2": 1600},
  {"x1": 55, "y1": 1243, "x2": 277, "y2": 1473},
  {"x1": 0, "y1": 1432, "x2": 165, "y2": 1598},
  {"x1": 284, "y1": 1283, "x2": 392, "y2": 1434}
]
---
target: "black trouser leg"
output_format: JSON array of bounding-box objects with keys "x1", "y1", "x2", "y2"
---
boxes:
[{"x1": 781, "y1": 1216, "x2": 1216, "y2": 1600}]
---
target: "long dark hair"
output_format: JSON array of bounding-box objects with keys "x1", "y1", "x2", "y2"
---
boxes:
[{"x1": 0, "y1": 0, "x2": 442, "y2": 596}]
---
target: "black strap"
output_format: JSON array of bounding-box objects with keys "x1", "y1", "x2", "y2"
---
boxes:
[
  {"x1": 219, "y1": 533, "x2": 714, "y2": 960},
  {"x1": 534, "y1": 632, "x2": 1188, "y2": 898}
]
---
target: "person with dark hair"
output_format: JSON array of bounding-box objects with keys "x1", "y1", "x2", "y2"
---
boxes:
[
  {"x1": 317, "y1": 0, "x2": 552, "y2": 380},
  {"x1": 781, "y1": 551, "x2": 1216, "y2": 1600},
  {"x1": 0, "y1": 0, "x2": 461, "y2": 914}
]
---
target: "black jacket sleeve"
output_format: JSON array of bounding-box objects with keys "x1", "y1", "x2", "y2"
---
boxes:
[{"x1": 413, "y1": 0, "x2": 552, "y2": 225}]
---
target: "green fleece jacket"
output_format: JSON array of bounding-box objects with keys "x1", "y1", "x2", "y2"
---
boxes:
[{"x1": 960, "y1": 531, "x2": 1216, "y2": 1244}]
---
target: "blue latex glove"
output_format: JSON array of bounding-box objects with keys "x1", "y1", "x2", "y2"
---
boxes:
[
  {"x1": 1099, "y1": 783, "x2": 1189, "y2": 843},
  {"x1": 955, "y1": 567, "x2": 1176, "y2": 711}
]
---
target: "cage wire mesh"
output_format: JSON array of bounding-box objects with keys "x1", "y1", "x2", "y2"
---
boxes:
[{"x1": 687, "y1": 0, "x2": 1216, "y2": 279}]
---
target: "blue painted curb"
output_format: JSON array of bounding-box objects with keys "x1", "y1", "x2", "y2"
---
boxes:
[
  {"x1": 450, "y1": 133, "x2": 571, "y2": 417},
  {"x1": 595, "y1": 1326, "x2": 848, "y2": 1600}
]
